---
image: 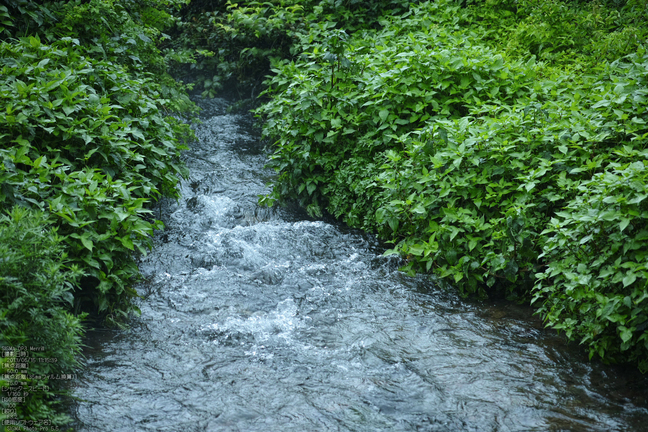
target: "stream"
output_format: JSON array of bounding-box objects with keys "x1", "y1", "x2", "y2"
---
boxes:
[{"x1": 71, "y1": 97, "x2": 648, "y2": 431}]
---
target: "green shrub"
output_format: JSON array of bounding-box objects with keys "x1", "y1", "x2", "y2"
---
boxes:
[
  {"x1": 463, "y1": 0, "x2": 648, "y2": 68},
  {"x1": 0, "y1": 0, "x2": 199, "y2": 426},
  {"x1": 530, "y1": 50, "x2": 648, "y2": 370},
  {"x1": 169, "y1": 0, "x2": 414, "y2": 97},
  {"x1": 534, "y1": 162, "x2": 648, "y2": 372},
  {"x1": 0, "y1": 35, "x2": 192, "y2": 321},
  {"x1": 1, "y1": 0, "x2": 197, "y2": 114},
  {"x1": 257, "y1": 1, "x2": 544, "y2": 296},
  {"x1": 0, "y1": 206, "x2": 85, "y2": 429},
  {"x1": 256, "y1": 0, "x2": 648, "y2": 369},
  {"x1": 0, "y1": 0, "x2": 58, "y2": 40}
]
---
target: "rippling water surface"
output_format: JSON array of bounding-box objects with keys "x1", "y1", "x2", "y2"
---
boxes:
[{"x1": 72, "y1": 98, "x2": 648, "y2": 431}]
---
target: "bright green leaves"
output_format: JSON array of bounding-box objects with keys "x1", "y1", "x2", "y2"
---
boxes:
[
  {"x1": 257, "y1": 1, "x2": 536, "y2": 223},
  {"x1": 534, "y1": 161, "x2": 648, "y2": 371},
  {"x1": 0, "y1": 36, "x2": 192, "y2": 323},
  {"x1": 0, "y1": 0, "x2": 196, "y2": 426},
  {"x1": 255, "y1": 0, "x2": 648, "y2": 372},
  {"x1": 372, "y1": 106, "x2": 548, "y2": 299},
  {"x1": 623, "y1": 273, "x2": 637, "y2": 288},
  {"x1": 120, "y1": 235, "x2": 135, "y2": 251},
  {"x1": 469, "y1": 0, "x2": 648, "y2": 69}
]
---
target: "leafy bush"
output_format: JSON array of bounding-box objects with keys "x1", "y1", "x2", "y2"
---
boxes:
[
  {"x1": 256, "y1": 0, "x2": 648, "y2": 370},
  {"x1": 535, "y1": 162, "x2": 648, "y2": 371},
  {"x1": 0, "y1": 0, "x2": 57, "y2": 40},
  {"x1": 0, "y1": 0, "x2": 199, "y2": 426},
  {"x1": 0, "y1": 207, "x2": 85, "y2": 428},
  {"x1": 1, "y1": 0, "x2": 197, "y2": 114},
  {"x1": 0, "y1": 35, "x2": 192, "y2": 320},
  {"x1": 258, "y1": 1, "x2": 545, "y2": 294},
  {"x1": 169, "y1": 0, "x2": 414, "y2": 97},
  {"x1": 530, "y1": 50, "x2": 648, "y2": 370},
  {"x1": 54, "y1": 0, "x2": 172, "y2": 73},
  {"x1": 463, "y1": 0, "x2": 648, "y2": 68}
]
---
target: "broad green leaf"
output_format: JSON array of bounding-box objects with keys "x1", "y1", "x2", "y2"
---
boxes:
[
  {"x1": 382, "y1": 248, "x2": 400, "y2": 257},
  {"x1": 115, "y1": 208, "x2": 130, "y2": 222},
  {"x1": 623, "y1": 272, "x2": 637, "y2": 287},
  {"x1": 130, "y1": 128, "x2": 146, "y2": 141},
  {"x1": 619, "y1": 218, "x2": 631, "y2": 232},
  {"x1": 619, "y1": 326, "x2": 633, "y2": 343},
  {"x1": 80, "y1": 235, "x2": 93, "y2": 252},
  {"x1": 121, "y1": 236, "x2": 135, "y2": 250},
  {"x1": 411, "y1": 205, "x2": 426, "y2": 215},
  {"x1": 409, "y1": 244, "x2": 425, "y2": 256},
  {"x1": 307, "y1": 182, "x2": 317, "y2": 195}
]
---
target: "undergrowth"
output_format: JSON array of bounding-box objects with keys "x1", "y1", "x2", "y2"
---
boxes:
[{"x1": 255, "y1": 0, "x2": 648, "y2": 371}]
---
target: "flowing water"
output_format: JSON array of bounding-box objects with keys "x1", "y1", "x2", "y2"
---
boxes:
[{"x1": 71, "y1": 98, "x2": 648, "y2": 431}]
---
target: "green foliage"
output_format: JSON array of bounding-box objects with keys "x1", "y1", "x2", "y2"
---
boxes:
[
  {"x1": 535, "y1": 162, "x2": 648, "y2": 372},
  {"x1": 0, "y1": 207, "x2": 85, "y2": 429},
  {"x1": 258, "y1": 2, "x2": 544, "y2": 294},
  {"x1": 169, "y1": 0, "x2": 413, "y2": 97},
  {"x1": 0, "y1": 36, "x2": 192, "y2": 320},
  {"x1": 257, "y1": 0, "x2": 648, "y2": 370},
  {"x1": 463, "y1": 0, "x2": 648, "y2": 68},
  {"x1": 55, "y1": 0, "x2": 167, "y2": 73},
  {"x1": 530, "y1": 51, "x2": 648, "y2": 371},
  {"x1": 59, "y1": 0, "x2": 197, "y2": 112},
  {"x1": 0, "y1": 0, "x2": 198, "y2": 426},
  {"x1": 1, "y1": 0, "x2": 197, "y2": 114},
  {"x1": 0, "y1": 0, "x2": 57, "y2": 39}
]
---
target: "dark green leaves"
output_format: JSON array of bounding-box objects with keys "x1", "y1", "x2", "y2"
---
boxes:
[{"x1": 0, "y1": 207, "x2": 85, "y2": 428}]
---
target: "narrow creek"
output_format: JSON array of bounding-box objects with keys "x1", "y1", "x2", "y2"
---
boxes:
[{"x1": 71, "y1": 97, "x2": 648, "y2": 431}]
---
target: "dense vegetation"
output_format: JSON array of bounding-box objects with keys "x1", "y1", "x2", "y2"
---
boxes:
[
  {"x1": 250, "y1": 0, "x2": 648, "y2": 371},
  {"x1": 0, "y1": 0, "x2": 196, "y2": 428},
  {"x1": 169, "y1": 0, "x2": 414, "y2": 98}
]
